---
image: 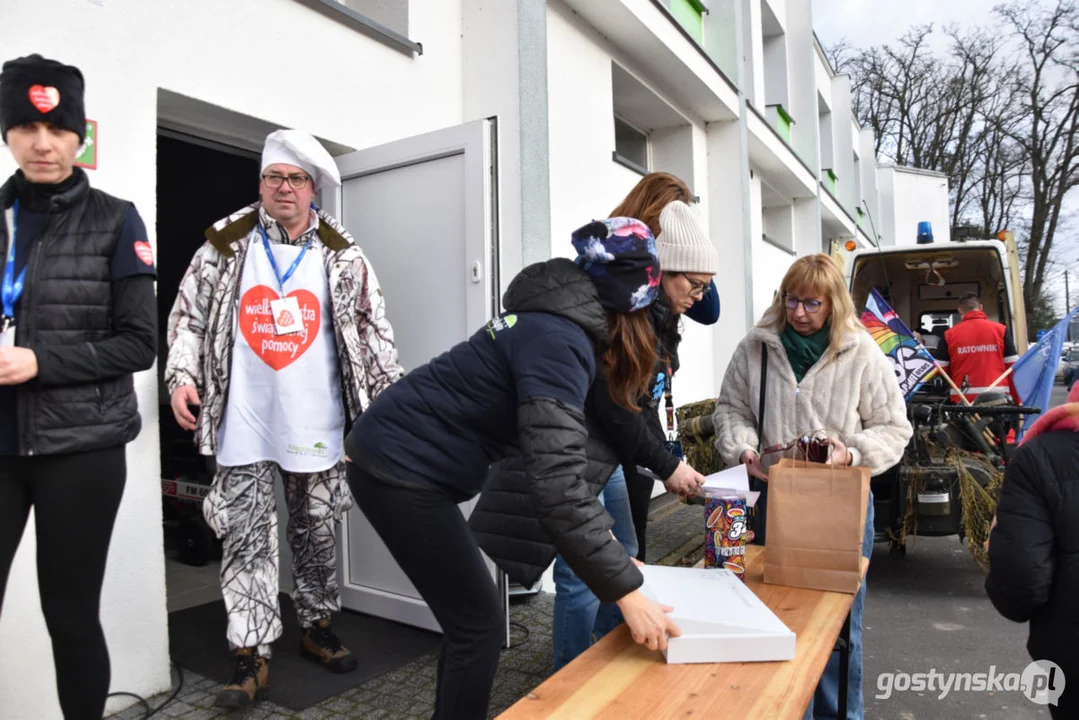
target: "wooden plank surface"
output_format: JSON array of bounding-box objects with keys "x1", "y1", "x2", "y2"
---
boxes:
[{"x1": 498, "y1": 546, "x2": 861, "y2": 720}]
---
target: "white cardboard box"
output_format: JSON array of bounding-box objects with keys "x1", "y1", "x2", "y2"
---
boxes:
[{"x1": 640, "y1": 565, "x2": 796, "y2": 664}]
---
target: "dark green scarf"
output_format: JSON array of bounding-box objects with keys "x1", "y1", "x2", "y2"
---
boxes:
[{"x1": 781, "y1": 323, "x2": 831, "y2": 382}]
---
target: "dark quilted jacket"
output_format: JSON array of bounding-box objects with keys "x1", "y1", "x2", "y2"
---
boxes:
[
  {"x1": 986, "y1": 427, "x2": 1079, "y2": 697},
  {"x1": 348, "y1": 258, "x2": 643, "y2": 603},
  {"x1": 468, "y1": 261, "x2": 669, "y2": 595},
  {"x1": 0, "y1": 170, "x2": 146, "y2": 455}
]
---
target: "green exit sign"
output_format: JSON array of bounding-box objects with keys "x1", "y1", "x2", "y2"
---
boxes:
[{"x1": 75, "y1": 119, "x2": 97, "y2": 170}]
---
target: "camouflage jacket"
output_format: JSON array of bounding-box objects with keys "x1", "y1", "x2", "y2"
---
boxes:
[{"x1": 165, "y1": 203, "x2": 404, "y2": 468}]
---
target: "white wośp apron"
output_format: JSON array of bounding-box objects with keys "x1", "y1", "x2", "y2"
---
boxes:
[{"x1": 216, "y1": 232, "x2": 345, "y2": 473}]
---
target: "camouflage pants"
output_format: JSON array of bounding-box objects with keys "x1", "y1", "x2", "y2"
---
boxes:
[{"x1": 202, "y1": 461, "x2": 344, "y2": 657}]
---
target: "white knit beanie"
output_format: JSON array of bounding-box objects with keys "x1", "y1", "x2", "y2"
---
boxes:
[{"x1": 656, "y1": 201, "x2": 718, "y2": 274}]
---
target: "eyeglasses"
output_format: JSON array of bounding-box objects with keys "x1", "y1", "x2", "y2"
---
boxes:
[
  {"x1": 683, "y1": 274, "x2": 712, "y2": 298},
  {"x1": 261, "y1": 172, "x2": 313, "y2": 189},
  {"x1": 784, "y1": 294, "x2": 823, "y2": 314}
]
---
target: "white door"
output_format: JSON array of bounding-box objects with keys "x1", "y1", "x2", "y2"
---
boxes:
[{"x1": 322, "y1": 119, "x2": 507, "y2": 637}]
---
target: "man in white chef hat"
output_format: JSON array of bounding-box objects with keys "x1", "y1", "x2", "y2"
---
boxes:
[{"x1": 165, "y1": 129, "x2": 404, "y2": 708}]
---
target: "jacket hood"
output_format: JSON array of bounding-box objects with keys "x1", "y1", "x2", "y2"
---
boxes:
[{"x1": 503, "y1": 258, "x2": 609, "y2": 346}]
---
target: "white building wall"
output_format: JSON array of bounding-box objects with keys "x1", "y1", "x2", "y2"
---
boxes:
[
  {"x1": 859, "y1": 128, "x2": 880, "y2": 239},
  {"x1": 0, "y1": 0, "x2": 465, "y2": 717},
  {"x1": 793, "y1": 196, "x2": 821, "y2": 256},
  {"x1": 746, "y1": 0, "x2": 767, "y2": 106},
  {"x1": 545, "y1": 2, "x2": 718, "y2": 405},
  {"x1": 751, "y1": 176, "x2": 793, "y2": 322},
  {"x1": 763, "y1": 0, "x2": 788, "y2": 31},
  {"x1": 830, "y1": 75, "x2": 856, "y2": 214},
  {"x1": 763, "y1": 35, "x2": 790, "y2": 109},
  {"x1": 546, "y1": 3, "x2": 650, "y2": 261},
  {"x1": 463, "y1": 0, "x2": 529, "y2": 281},
  {"x1": 706, "y1": 118, "x2": 753, "y2": 379},
  {"x1": 877, "y1": 167, "x2": 897, "y2": 246},
  {"x1": 784, "y1": 0, "x2": 818, "y2": 170},
  {"x1": 704, "y1": 0, "x2": 741, "y2": 82},
  {"x1": 813, "y1": 51, "x2": 832, "y2": 102}
]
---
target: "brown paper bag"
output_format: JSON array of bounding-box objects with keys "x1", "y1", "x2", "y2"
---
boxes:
[{"x1": 762, "y1": 458, "x2": 871, "y2": 594}]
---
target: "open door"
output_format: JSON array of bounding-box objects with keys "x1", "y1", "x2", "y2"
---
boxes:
[{"x1": 322, "y1": 119, "x2": 507, "y2": 637}]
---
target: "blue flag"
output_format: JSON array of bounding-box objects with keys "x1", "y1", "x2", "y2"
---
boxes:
[{"x1": 1013, "y1": 306, "x2": 1079, "y2": 439}]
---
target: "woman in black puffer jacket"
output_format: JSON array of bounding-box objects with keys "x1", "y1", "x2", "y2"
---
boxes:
[
  {"x1": 986, "y1": 380, "x2": 1079, "y2": 719},
  {"x1": 0, "y1": 55, "x2": 156, "y2": 719},
  {"x1": 345, "y1": 218, "x2": 681, "y2": 720}
]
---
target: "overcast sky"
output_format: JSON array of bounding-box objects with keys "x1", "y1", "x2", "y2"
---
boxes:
[
  {"x1": 811, "y1": 0, "x2": 1001, "y2": 50},
  {"x1": 811, "y1": 0, "x2": 1078, "y2": 313}
]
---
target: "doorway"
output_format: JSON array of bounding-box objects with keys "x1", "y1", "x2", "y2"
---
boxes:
[
  {"x1": 152, "y1": 107, "x2": 506, "y2": 643},
  {"x1": 156, "y1": 130, "x2": 259, "y2": 612}
]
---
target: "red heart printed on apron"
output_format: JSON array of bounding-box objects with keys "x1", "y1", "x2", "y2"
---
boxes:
[
  {"x1": 239, "y1": 285, "x2": 320, "y2": 370},
  {"x1": 28, "y1": 85, "x2": 60, "y2": 113}
]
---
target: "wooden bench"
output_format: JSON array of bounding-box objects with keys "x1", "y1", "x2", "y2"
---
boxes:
[{"x1": 497, "y1": 545, "x2": 863, "y2": 719}]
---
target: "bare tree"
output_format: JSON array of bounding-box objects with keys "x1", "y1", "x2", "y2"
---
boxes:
[
  {"x1": 839, "y1": 25, "x2": 1023, "y2": 236},
  {"x1": 943, "y1": 27, "x2": 1026, "y2": 234},
  {"x1": 834, "y1": 1, "x2": 1079, "y2": 323},
  {"x1": 823, "y1": 38, "x2": 856, "y2": 75},
  {"x1": 995, "y1": 0, "x2": 1079, "y2": 314}
]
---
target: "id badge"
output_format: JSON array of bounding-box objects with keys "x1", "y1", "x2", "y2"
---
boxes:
[
  {"x1": 0, "y1": 318, "x2": 14, "y2": 348},
  {"x1": 270, "y1": 297, "x2": 304, "y2": 336},
  {"x1": 664, "y1": 438, "x2": 684, "y2": 460}
]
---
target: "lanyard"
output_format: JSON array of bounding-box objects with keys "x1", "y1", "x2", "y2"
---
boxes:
[
  {"x1": 2, "y1": 199, "x2": 26, "y2": 319},
  {"x1": 258, "y1": 223, "x2": 310, "y2": 291},
  {"x1": 664, "y1": 360, "x2": 676, "y2": 434}
]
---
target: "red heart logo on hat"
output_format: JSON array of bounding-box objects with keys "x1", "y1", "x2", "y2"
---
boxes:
[{"x1": 28, "y1": 85, "x2": 61, "y2": 113}]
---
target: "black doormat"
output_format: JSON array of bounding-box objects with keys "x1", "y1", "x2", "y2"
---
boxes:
[{"x1": 168, "y1": 594, "x2": 442, "y2": 711}]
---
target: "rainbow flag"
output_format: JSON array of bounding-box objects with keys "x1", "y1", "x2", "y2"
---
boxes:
[{"x1": 861, "y1": 288, "x2": 938, "y2": 399}]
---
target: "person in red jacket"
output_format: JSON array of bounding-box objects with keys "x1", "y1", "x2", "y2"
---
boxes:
[{"x1": 937, "y1": 293, "x2": 1020, "y2": 402}]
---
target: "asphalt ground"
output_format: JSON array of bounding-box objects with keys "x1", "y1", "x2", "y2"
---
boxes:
[{"x1": 862, "y1": 383, "x2": 1069, "y2": 720}]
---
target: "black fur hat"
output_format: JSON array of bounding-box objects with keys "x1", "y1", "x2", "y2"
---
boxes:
[{"x1": 0, "y1": 54, "x2": 86, "y2": 143}]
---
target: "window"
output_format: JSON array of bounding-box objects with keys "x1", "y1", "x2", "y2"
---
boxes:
[
  {"x1": 611, "y1": 62, "x2": 691, "y2": 178},
  {"x1": 761, "y1": 1, "x2": 789, "y2": 131},
  {"x1": 920, "y1": 312, "x2": 960, "y2": 334},
  {"x1": 613, "y1": 117, "x2": 650, "y2": 174},
  {"x1": 818, "y1": 95, "x2": 833, "y2": 169},
  {"x1": 762, "y1": 204, "x2": 794, "y2": 253}
]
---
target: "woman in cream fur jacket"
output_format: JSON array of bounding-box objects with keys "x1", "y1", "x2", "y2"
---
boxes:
[
  {"x1": 713, "y1": 253, "x2": 912, "y2": 720},
  {"x1": 713, "y1": 287, "x2": 912, "y2": 478}
]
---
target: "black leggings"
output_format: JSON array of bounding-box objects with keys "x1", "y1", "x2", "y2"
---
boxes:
[
  {"x1": 0, "y1": 446, "x2": 127, "y2": 720},
  {"x1": 623, "y1": 465, "x2": 653, "y2": 561},
  {"x1": 348, "y1": 463, "x2": 504, "y2": 720}
]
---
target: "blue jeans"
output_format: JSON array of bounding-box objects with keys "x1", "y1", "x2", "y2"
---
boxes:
[
  {"x1": 551, "y1": 466, "x2": 637, "y2": 672},
  {"x1": 804, "y1": 493, "x2": 875, "y2": 720}
]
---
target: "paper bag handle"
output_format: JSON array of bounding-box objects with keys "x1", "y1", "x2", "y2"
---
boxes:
[{"x1": 756, "y1": 343, "x2": 768, "y2": 453}]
